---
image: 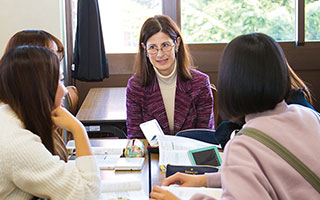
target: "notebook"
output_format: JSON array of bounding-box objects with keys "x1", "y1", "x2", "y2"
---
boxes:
[
  {"x1": 115, "y1": 157, "x2": 145, "y2": 171},
  {"x1": 68, "y1": 155, "x2": 145, "y2": 171},
  {"x1": 66, "y1": 139, "x2": 129, "y2": 155}
]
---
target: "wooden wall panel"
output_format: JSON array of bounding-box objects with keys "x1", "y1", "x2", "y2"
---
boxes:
[{"x1": 75, "y1": 42, "x2": 320, "y2": 112}]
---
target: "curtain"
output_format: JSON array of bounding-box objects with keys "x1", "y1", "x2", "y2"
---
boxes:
[{"x1": 72, "y1": 0, "x2": 109, "y2": 81}]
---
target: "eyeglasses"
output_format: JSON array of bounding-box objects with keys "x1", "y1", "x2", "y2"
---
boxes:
[{"x1": 145, "y1": 42, "x2": 175, "y2": 55}]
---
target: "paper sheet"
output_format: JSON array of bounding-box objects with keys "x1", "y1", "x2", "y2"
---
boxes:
[
  {"x1": 100, "y1": 177, "x2": 148, "y2": 200},
  {"x1": 162, "y1": 186, "x2": 222, "y2": 200},
  {"x1": 158, "y1": 135, "x2": 219, "y2": 167}
]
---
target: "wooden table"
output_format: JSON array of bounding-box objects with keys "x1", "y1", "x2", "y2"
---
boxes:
[{"x1": 76, "y1": 87, "x2": 127, "y2": 138}]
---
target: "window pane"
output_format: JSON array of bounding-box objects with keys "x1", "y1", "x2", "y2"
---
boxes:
[
  {"x1": 181, "y1": 0, "x2": 295, "y2": 43},
  {"x1": 99, "y1": 0, "x2": 162, "y2": 53},
  {"x1": 306, "y1": 0, "x2": 320, "y2": 41}
]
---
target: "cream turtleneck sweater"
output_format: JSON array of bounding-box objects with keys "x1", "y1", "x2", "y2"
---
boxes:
[{"x1": 153, "y1": 63, "x2": 177, "y2": 134}]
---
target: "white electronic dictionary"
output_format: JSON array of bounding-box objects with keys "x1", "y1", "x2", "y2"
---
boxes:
[{"x1": 139, "y1": 119, "x2": 164, "y2": 147}]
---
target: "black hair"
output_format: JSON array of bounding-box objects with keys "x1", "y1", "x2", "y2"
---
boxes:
[{"x1": 217, "y1": 33, "x2": 291, "y2": 121}]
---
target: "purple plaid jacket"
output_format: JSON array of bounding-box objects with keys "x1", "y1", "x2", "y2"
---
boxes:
[{"x1": 126, "y1": 69, "x2": 214, "y2": 138}]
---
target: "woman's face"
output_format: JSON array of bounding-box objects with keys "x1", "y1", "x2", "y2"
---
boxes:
[
  {"x1": 54, "y1": 74, "x2": 67, "y2": 108},
  {"x1": 145, "y1": 32, "x2": 180, "y2": 76}
]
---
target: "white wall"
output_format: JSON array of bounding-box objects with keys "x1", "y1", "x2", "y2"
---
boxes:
[{"x1": 0, "y1": 0, "x2": 64, "y2": 57}]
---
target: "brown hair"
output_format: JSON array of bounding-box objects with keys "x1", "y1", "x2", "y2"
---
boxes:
[
  {"x1": 4, "y1": 30, "x2": 64, "y2": 61},
  {"x1": 134, "y1": 15, "x2": 193, "y2": 86},
  {"x1": 0, "y1": 46, "x2": 60, "y2": 158},
  {"x1": 287, "y1": 63, "x2": 313, "y2": 105}
]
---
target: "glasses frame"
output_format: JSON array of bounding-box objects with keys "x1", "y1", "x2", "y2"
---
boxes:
[{"x1": 144, "y1": 41, "x2": 176, "y2": 55}]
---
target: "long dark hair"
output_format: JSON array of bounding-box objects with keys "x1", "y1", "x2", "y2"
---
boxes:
[
  {"x1": 218, "y1": 33, "x2": 291, "y2": 121},
  {"x1": 0, "y1": 46, "x2": 59, "y2": 155},
  {"x1": 134, "y1": 15, "x2": 193, "y2": 86}
]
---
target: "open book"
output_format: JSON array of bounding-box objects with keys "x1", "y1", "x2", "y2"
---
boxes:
[
  {"x1": 157, "y1": 135, "x2": 221, "y2": 170},
  {"x1": 100, "y1": 177, "x2": 148, "y2": 200},
  {"x1": 162, "y1": 186, "x2": 222, "y2": 200}
]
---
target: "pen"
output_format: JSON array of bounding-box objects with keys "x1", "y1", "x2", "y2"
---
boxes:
[
  {"x1": 132, "y1": 139, "x2": 135, "y2": 146},
  {"x1": 151, "y1": 135, "x2": 157, "y2": 141},
  {"x1": 132, "y1": 139, "x2": 135, "y2": 153}
]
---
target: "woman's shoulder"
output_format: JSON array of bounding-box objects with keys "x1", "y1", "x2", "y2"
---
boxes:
[
  {"x1": 190, "y1": 68, "x2": 209, "y2": 80},
  {"x1": 187, "y1": 68, "x2": 210, "y2": 89},
  {"x1": 126, "y1": 75, "x2": 149, "y2": 98},
  {"x1": 127, "y1": 75, "x2": 139, "y2": 86},
  {"x1": 127, "y1": 75, "x2": 143, "y2": 90},
  {"x1": 287, "y1": 89, "x2": 315, "y2": 110}
]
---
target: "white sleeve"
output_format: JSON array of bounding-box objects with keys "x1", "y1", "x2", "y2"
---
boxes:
[{"x1": 8, "y1": 130, "x2": 101, "y2": 200}]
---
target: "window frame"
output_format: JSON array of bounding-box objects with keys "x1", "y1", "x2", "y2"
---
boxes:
[{"x1": 64, "y1": 0, "x2": 320, "y2": 77}]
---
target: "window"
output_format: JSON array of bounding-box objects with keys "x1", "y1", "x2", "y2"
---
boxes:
[
  {"x1": 305, "y1": 0, "x2": 320, "y2": 41},
  {"x1": 70, "y1": 0, "x2": 161, "y2": 53},
  {"x1": 66, "y1": 0, "x2": 320, "y2": 74},
  {"x1": 98, "y1": 0, "x2": 162, "y2": 53},
  {"x1": 70, "y1": 0, "x2": 319, "y2": 52},
  {"x1": 181, "y1": 0, "x2": 296, "y2": 43}
]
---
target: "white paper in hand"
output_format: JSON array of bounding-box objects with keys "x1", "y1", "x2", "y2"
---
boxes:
[{"x1": 139, "y1": 119, "x2": 164, "y2": 147}]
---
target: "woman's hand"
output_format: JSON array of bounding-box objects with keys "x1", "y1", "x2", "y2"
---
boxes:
[
  {"x1": 51, "y1": 106, "x2": 82, "y2": 133},
  {"x1": 51, "y1": 106, "x2": 91, "y2": 156},
  {"x1": 162, "y1": 172, "x2": 207, "y2": 187},
  {"x1": 150, "y1": 186, "x2": 180, "y2": 200}
]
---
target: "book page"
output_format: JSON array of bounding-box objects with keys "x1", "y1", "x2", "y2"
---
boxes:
[
  {"x1": 67, "y1": 154, "x2": 122, "y2": 170},
  {"x1": 159, "y1": 150, "x2": 191, "y2": 166},
  {"x1": 158, "y1": 135, "x2": 219, "y2": 150},
  {"x1": 162, "y1": 186, "x2": 222, "y2": 200},
  {"x1": 100, "y1": 190, "x2": 148, "y2": 200},
  {"x1": 101, "y1": 177, "x2": 142, "y2": 193},
  {"x1": 100, "y1": 177, "x2": 148, "y2": 200},
  {"x1": 158, "y1": 135, "x2": 218, "y2": 167}
]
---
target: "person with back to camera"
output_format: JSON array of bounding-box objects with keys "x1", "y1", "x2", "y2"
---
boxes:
[
  {"x1": 0, "y1": 46, "x2": 100, "y2": 199},
  {"x1": 150, "y1": 33, "x2": 320, "y2": 200},
  {"x1": 126, "y1": 15, "x2": 214, "y2": 138},
  {"x1": 214, "y1": 61, "x2": 316, "y2": 149},
  {"x1": 4, "y1": 30, "x2": 69, "y2": 162}
]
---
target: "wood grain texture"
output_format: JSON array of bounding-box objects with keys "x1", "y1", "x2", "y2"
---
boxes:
[{"x1": 76, "y1": 87, "x2": 127, "y2": 122}]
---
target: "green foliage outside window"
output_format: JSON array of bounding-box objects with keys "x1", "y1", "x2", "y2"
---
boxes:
[
  {"x1": 181, "y1": 0, "x2": 320, "y2": 42},
  {"x1": 306, "y1": 0, "x2": 320, "y2": 40}
]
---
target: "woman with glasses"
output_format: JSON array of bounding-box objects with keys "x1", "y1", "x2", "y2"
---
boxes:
[{"x1": 126, "y1": 15, "x2": 214, "y2": 138}]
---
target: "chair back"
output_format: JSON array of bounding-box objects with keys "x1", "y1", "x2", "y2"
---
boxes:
[
  {"x1": 64, "y1": 86, "x2": 79, "y2": 141},
  {"x1": 66, "y1": 86, "x2": 79, "y2": 115}
]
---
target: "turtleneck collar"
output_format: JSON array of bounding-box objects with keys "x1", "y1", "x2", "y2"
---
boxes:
[{"x1": 153, "y1": 61, "x2": 177, "y2": 86}]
